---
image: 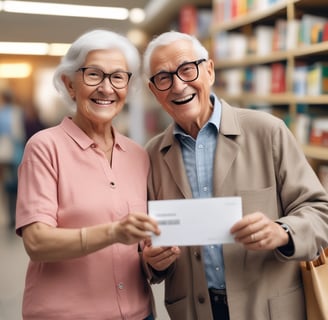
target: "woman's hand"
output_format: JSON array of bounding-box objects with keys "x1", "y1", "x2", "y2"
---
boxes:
[{"x1": 112, "y1": 212, "x2": 160, "y2": 245}]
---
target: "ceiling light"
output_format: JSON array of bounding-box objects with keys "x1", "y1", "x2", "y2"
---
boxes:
[
  {"x1": 127, "y1": 29, "x2": 147, "y2": 48},
  {"x1": 1, "y1": 1, "x2": 129, "y2": 20},
  {"x1": 48, "y1": 43, "x2": 71, "y2": 56},
  {"x1": 129, "y1": 8, "x2": 145, "y2": 24},
  {"x1": 0, "y1": 42, "x2": 49, "y2": 55},
  {"x1": 0, "y1": 41, "x2": 70, "y2": 55},
  {"x1": 0, "y1": 63, "x2": 32, "y2": 78}
]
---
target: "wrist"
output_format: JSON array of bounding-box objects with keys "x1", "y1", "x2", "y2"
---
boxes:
[
  {"x1": 275, "y1": 222, "x2": 294, "y2": 256},
  {"x1": 107, "y1": 222, "x2": 117, "y2": 245}
]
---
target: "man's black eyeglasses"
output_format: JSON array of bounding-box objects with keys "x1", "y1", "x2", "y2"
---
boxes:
[
  {"x1": 77, "y1": 67, "x2": 132, "y2": 89},
  {"x1": 149, "y1": 58, "x2": 206, "y2": 91}
]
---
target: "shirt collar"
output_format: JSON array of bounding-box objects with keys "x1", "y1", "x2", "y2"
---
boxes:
[
  {"x1": 173, "y1": 93, "x2": 222, "y2": 136},
  {"x1": 60, "y1": 117, "x2": 127, "y2": 152}
]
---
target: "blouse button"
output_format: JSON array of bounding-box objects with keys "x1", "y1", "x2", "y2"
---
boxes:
[{"x1": 118, "y1": 282, "x2": 124, "y2": 290}]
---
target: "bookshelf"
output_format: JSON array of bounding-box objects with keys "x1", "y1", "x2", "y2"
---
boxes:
[{"x1": 210, "y1": 0, "x2": 328, "y2": 172}]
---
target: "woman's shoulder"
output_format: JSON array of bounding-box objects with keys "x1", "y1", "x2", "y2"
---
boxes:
[{"x1": 26, "y1": 123, "x2": 61, "y2": 145}]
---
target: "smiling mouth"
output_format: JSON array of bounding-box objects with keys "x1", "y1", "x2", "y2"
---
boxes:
[
  {"x1": 92, "y1": 98, "x2": 114, "y2": 105},
  {"x1": 172, "y1": 94, "x2": 195, "y2": 105}
]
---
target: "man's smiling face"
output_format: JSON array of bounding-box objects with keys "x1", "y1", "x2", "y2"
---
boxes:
[{"x1": 148, "y1": 39, "x2": 215, "y2": 135}]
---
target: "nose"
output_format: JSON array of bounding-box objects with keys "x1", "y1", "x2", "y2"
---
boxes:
[
  {"x1": 171, "y1": 74, "x2": 187, "y2": 92},
  {"x1": 98, "y1": 76, "x2": 115, "y2": 92}
]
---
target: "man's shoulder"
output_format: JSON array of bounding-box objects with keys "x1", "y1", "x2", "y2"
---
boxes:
[
  {"x1": 229, "y1": 105, "x2": 285, "y2": 130},
  {"x1": 145, "y1": 125, "x2": 174, "y2": 152}
]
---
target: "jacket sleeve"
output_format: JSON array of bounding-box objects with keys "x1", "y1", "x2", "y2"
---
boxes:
[{"x1": 272, "y1": 120, "x2": 328, "y2": 261}]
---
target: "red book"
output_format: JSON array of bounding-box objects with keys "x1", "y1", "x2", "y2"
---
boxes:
[
  {"x1": 271, "y1": 63, "x2": 286, "y2": 93},
  {"x1": 231, "y1": 0, "x2": 238, "y2": 18},
  {"x1": 323, "y1": 22, "x2": 328, "y2": 42},
  {"x1": 179, "y1": 5, "x2": 197, "y2": 35}
]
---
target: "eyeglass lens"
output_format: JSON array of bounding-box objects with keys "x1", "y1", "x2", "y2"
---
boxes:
[{"x1": 81, "y1": 67, "x2": 131, "y2": 88}]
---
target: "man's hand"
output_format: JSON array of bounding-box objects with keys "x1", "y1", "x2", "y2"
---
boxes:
[
  {"x1": 143, "y1": 241, "x2": 181, "y2": 271},
  {"x1": 230, "y1": 212, "x2": 289, "y2": 251}
]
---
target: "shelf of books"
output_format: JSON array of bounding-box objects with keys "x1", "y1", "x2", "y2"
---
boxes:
[{"x1": 210, "y1": 0, "x2": 328, "y2": 176}]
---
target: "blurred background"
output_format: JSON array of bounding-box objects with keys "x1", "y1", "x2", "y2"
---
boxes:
[{"x1": 0, "y1": 0, "x2": 212, "y2": 144}]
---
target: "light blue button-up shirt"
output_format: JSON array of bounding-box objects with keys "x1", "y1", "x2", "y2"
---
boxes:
[{"x1": 174, "y1": 94, "x2": 225, "y2": 290}]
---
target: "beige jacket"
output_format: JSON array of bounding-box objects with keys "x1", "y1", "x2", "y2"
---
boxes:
[{"x1": 146, "y1": 99, "x2": 328, "y2": 320}]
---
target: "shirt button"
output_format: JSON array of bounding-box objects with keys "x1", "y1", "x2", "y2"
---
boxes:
[
  {"x1": 198, "y1": 144, "x2": 204, "y2": 149},
  {"x1": 91, "y1": 143, "x2": 97, "y2": 148},
  {"x1": 198, "y1": 295, "x2": 205, "y2": 304},
  {"x1": 110, "y1": 181, "x2": 116, "y2": 189},
  {"x1": 193, "y1": 251, "x2": 201, "y2": 260},
  {"x1": 203, "y1": 186, "x2": 208, "y2": 192},
  {"x1": 216, "y1": 267, "x2": 220, "y2": 271},
  {"x1": 118, "y1": 282, "x2": 124, "y2": 290}
]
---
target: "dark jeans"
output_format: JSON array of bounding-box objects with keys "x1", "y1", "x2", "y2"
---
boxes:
[{"x1": 208, "y1": 289, "x2": 230, "y2": 320}]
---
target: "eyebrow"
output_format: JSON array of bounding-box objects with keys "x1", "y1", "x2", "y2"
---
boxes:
[
  {"x1": 154, "y1": 60, "x2": 194, "y2": 74},
  {"x1": 84, "y1": 65, "x2": 128, "y2": 72}
]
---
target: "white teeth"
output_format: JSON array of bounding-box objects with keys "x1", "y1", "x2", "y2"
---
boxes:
[
  {"x1": 95, "y1": 99, "x2": 112, "y2": 105},
  {"x1": 175, "y1": 95, "x2": 193, "y2": 103}
]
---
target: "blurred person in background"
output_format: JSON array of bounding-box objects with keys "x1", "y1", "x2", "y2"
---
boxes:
[
  {"x1": 142, "y1": 31, "x2": 328, "y2": 320},
  {"x1": 15, "y1": 29, "x2": 159, "y2": 320},
  {"x1": 0, "y1": 88, "x2": 25, "y2": 229},
  {"x1": 23, "y1": 102, "x2": 46, "y2": 143}
]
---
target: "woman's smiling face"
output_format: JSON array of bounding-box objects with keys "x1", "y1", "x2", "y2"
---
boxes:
[{"x1": 64, "y1": 48, "x2": 129, "y2": 126}]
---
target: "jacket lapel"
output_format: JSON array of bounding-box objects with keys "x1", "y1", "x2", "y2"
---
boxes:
[
  {"x1": 213, "y1": 100, "x2": 241, "y2": 196},
  {"x1": 157, "y1": 124, "x2": 192, "y2": 199}
]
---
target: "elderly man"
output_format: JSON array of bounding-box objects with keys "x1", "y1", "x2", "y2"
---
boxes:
[{"x1": 142, "y1": 31, "x2": 328, "y2": 320}]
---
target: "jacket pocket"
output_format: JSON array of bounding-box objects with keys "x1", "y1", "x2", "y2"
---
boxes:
[
  {"x1": 239, "y1": 186, "x2": 279, "y2": 219},
  {"x1": 268, "y1": 286, "x2": 306, "y2": 320},
  {"x1": 165, "y1": 296, "x2": 189, "y2": 319}
]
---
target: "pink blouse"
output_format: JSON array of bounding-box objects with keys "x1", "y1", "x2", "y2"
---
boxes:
[{"x1": 16, "y1": 117, "x2": 152, "y2": 319}]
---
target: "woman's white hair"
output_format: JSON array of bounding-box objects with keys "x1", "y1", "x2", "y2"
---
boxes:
[
  {"x1": 143, "y1": 31, "x2": 209, "y2": 78},
  {"x1": 53, "y1": 29, "x2": 140, "y2": 110}
]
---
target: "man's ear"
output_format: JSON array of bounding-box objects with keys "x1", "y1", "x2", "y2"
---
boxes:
[
  {"x1": 206, "y1": 59, "x2": 215, "y2": 87},
  {"x1": 62, "y1": 74, "x2": 75, "y2": 100}
]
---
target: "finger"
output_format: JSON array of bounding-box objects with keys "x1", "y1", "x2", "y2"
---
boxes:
[
  {"x1": 170, "y1": 246, "x2": 181, "y2": 254},
  {"x1": 144, "y1": 222, "x2": 161, "y2": 236},
  {"x1": 131, "y1": 212, "x2": 158, "y2": 226},
  {"x1": 144, "y1": 238, "x2": 152, "y2": 247},
  {"x1": 145, "y1": 246, "x2": 169, "y2": 257},
  {"x1": 234, "y1": 219, "x2": 265, "y2": 240},
  {"x1": 129, "y1": 214, "x2": 161, "y2": 235},
  {"x1": 154, "y1": 249, "x2": 178, "y2": 265},
  {"x1": 231, "y1": 214, "x2": 254, "y2": 233}
]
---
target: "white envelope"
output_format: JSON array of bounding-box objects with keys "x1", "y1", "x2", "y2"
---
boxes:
[{"x1": 148, "y1": 197, "x2": 242, "y2": 246}]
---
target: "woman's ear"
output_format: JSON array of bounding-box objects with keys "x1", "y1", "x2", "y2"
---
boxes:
[{"x1": 62, "y1": 74, "x2": 76, "y2": 100}]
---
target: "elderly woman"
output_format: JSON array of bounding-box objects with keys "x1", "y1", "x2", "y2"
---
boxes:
[{"x1": 15, "y1": 29, "x2": 159, "y2": 320}]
